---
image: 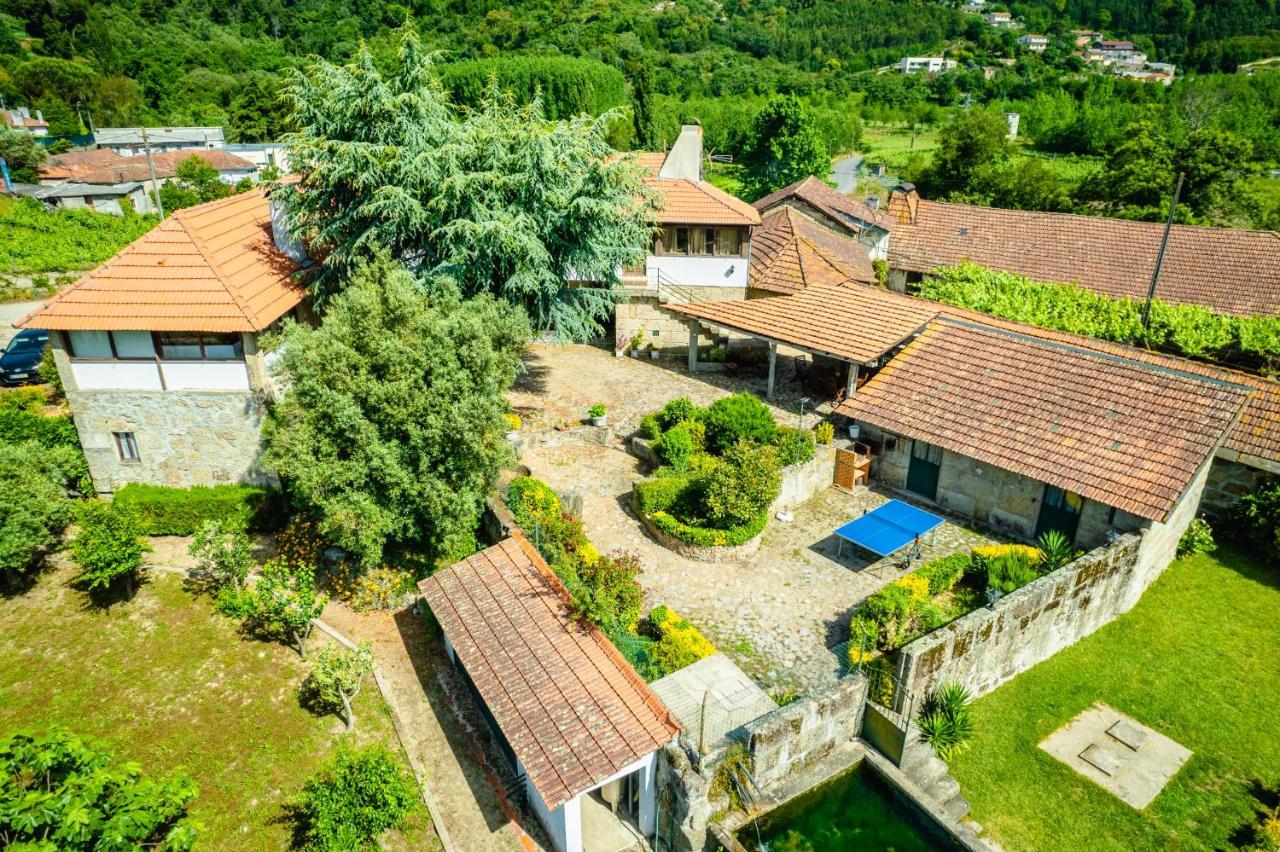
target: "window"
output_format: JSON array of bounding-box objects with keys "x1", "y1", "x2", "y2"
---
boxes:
[
  {"x1": 661, "y1": 226, "x2": 741, "y2": 256},
  {"x1": 67, "y1": 330, "x2": 156, "y2": 360},
  {"x1": 716, "y1": 228, "x2": 742, "y2": 256},
  {"x1": 155, "y1": 332, "x2": 244, "y2": 361},
  {"x1": 675, "y1": 227, "x2": 690, "y2": 254},
  {"x1": 113, "y1": 432, "x2": 140, "y2": 463},
  {"x1": 68, "y1": 331, "x2": 113, "y2": 359}
]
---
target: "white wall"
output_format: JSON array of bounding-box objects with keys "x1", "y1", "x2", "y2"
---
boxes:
[
  {"x1": 71, "y1": 361, "x2": 164, "y2": 390},
  {"x1": 160, "y1": 361, "x2": 250, "y2": 391},
  {"x1": 647, "y1": 255, "x2": 748, "y2": 288},
  {"x1": 524, "y1": 750, "x2": 661, "y2": 852}
]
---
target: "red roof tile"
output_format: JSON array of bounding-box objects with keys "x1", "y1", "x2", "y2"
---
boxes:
[
  {"x1": 753, "y1": 176, "x2": 886, "y2": 236},
  {"x1": 836, "y1": 318, "x2": 1252, "y2": 520},
  {"x1": 418, "y1": 534, "x2": 680, "y2": 811},
  {"x1": 19, "y1": 189, "x2": 304, "y2": 333},
  {"x1": 630, "y1": 152, "x2": 760, "y2": 226},
  {"x1": 669, "y1": 283, "x2": 936, "y2": 363},
  {"x1": 886, "y1": 198, "x2": 1280, "y2": 317},
  {"x1": 750, "y1": 207, "x2": 876, "y2": 294},
  {"x1": 70, "y1": 150, "x2": 257, "y2": 185}
]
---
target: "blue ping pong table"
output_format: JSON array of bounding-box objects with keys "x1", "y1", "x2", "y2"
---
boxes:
[{"x1": 834, "y1": 499, "x2": 944, "y2": 564}]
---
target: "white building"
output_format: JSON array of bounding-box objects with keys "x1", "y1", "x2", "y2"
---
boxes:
[
  {"x1": 984, "y1": 11, "x2": 1015, "y2": 27},
  {"x1": 93, "y1": 126, "x2": 226, "y2": 156},
  {"x1": 25, "y1": 181, "x2": 149, "y2": 216},
  {"x1": 1086, "y1": 41, "x2": 1148, "y2": 66},
  {"x1": 223, "y1": 143, "x2": 291, "y2": 175},
  {"x1": 900, "y1": 56, "x2": 958, "y2": 74},
  {"x1": 1018, "y1": 33, "x2": 1049, "y2": 52},
  {"x1": 2, "y1": 107, "x2": 48, "y2": 136},
  {"x1": 419, "y1": 534, "x2": 681, "y2": 852}
]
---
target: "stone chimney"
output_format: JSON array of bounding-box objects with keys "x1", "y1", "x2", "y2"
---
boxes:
[
  {"x1": 888, "y1": 183, "x2": 920, "y2": 225},
  {"x1": 659, "y1": 124, "x2": 703, "y2": 182}
]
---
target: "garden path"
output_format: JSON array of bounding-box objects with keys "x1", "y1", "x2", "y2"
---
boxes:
[{"x1": 513, "y1": 344, "x2": 996, "y2": 695}]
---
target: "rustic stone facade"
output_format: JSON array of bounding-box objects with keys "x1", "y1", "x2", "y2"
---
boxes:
[
  {"x1": 1202, "y1": 456, "x2": 1269, "y2": 516},
  {"x1": 859, "y1": 423, "x2": 1148, "y2": 550},
  {"x1": 614, "y1": 287, "x2": 746, "y2": 356},
  {"x1": 743, "y1": 674, "x2": 868, "y2": 792},
  {"x1": 892, "y1": 457, "x2": 1210, "y2": 700}
]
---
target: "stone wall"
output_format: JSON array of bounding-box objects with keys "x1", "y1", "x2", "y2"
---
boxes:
[
  {"x1": 614, "y1": 288, "x2": 745, "y2": 355},
  {"x1": 1202, "y1": 456, "x2": 1269, "y2": 517},
  {"x1": 743, "y1": 674, "x2": 868, "y2": 792},
  {"x1": 772, "y1": 444, "x2": 836, "y2": 511},
  {"x1": 858, "y1": 423, "x2": 1147, "y2": 550}
]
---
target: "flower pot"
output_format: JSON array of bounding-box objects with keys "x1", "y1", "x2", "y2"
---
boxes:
[
  {"x1": 590, "y1": 416, "x2": 607, "y2": 427},
  {"x1": 649, "y1": 349, "x2": 660, "y2": 360},
  {"x1": 505, "y1": 431, "x2": 520, "y2": 442},
  {"x1": 630, "y1": 350, "x2": 640, "y2": 358},
  {"x1": 848, "y1": 423, "x2": 861, "y2": 439}
]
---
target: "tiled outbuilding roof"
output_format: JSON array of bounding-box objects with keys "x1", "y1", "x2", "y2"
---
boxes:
[
  {"x1": 752, "y1": 176, "x2": 886, "y2": 236},
  {"x1": 38, "y1": 149, "x2": 127, "y2": 181},
  {"x1": 631, "y1": 152, "x2": 760, "y2": 226},
  {"x1": 418, "y1": 533, "x2": 680, "y2": 812},
  {"x1": 669, "y1": 283, "x2": 937, "y2": 363},
  {"x1": 750, "y1": 207, "x2": 876, "y2": 294},
  {"x1": 19, "y1": 189, "x2": 304, "y2": 333},
  {"x1": 885, "y1": 198, "x2": 1280, "y2": 318},
  {"x1": 836, "y1": 318, "x2": 1252, "y2": 521},
  {"x1": 70, "y1": 150, "x2": 257, "y2": 185}
]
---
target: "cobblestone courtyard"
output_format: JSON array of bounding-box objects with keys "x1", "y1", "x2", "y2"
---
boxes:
[{"x1": 511, "y1": 344, "x2": 998, "y2": 693}]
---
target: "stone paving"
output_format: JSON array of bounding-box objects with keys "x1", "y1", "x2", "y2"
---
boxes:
[{"x1": 512, "y1": 344, "x2": 999, "y2": 695}]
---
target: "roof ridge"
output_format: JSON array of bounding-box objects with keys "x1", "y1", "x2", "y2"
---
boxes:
[{"x1": 919, "y1": 198, "x2": 1280, "y2": 239}]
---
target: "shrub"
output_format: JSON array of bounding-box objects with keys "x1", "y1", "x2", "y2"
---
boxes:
[
  {"x1": 703, "y1": 441, "x2": 781, "y2": 527},
  {"x1": 588, "y1": 403, "x2": 607, "y2": 418},
  {"x1": 38, "y1": 348, "x2": 63, "y2": 397},
  {"x1": 0, "y1": 442, "x2": 76, "y2": 584},
  {"x1": 916, "y1": 683, "x2": 974, "y2": 762},
  {"x1": 1036, "y1": 529, "x2": 1076, "y2": 571},
  {"x1": 0, "y1": 408, "x2": 89, "y2": 490},
  {"x1": 657, "y1": 396, "x2": 700, "y2": 430},
  {"x1": 654, "y1": 422, "x2": 697, "y2": 471},
  {"x1": 113, "y1": 483, "x2": 286, "y2": 535},
  {"x1": 328, "y1": 563, "x2": 415, "y2": 611},
  {"x1": 633, "y1": 474, "x2": 690, "y2": 516},
  {"x1": 1176, "y1": 517, "x2": 1217, "y2": 558},
  {"x1": 1228, "y1": 479, "x2": 1280, "y2": 563},
  {"x1": 704, "y1": 392, "x2": 777, "y2": 454},
  {"x1": 814, "y1": 421, "x2": 834, "y2": 445},
  {"x1": 985, "y1": 551, "x2": 1040, "y2": 594},
  {"x1": 0, "y1": 387, "x2": 44, "y2": 412},
  {"x1": 296, "y1": 744, "x2": 418, "y2": 851},
  {"x1": 70, "y1": 501, "x2": 150, "y2": 599},
  {"x1": 0, "y1": 728, "x2": 199, "y2": 850},
  {"x1": 775, "y1": 425, "x2": 816, "y2": 467},
  {"x1": 639, "y1": 413, "x2": 663, "y2": 440},
  {"x1": 188, "y1": 519, "x2": 253, "y2": 590},
  {"x1": 576, "y1": 551, "x2": 645, "y2": 634},
  {"x1": 275, "y1": 516, "x2": 328, "y2": 571},
  {"x1": 649, "y1": 509, "x2": 768, "y2": 548},
  {"x1": 503, "y1": 412, "x2": 521, "y2": 431},
  {"x1": 859, "y1": 581, "x2": 919, "y2": 647},
  {"x1": 971, "y1": 543, "x2": 1043, "y2": 565},
  {"x1": 645, "y1": 605, "x2": 716, "y2": 674},
  {"x1": 915, "y1": 553, "x2": 970, "y2": 596}
]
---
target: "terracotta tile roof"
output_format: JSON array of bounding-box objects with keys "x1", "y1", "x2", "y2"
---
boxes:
[
  {"x1": 38, "y1": 149, "x2": 127, "y2": 181},
  {"x1": 70, "y1": 150, "x2": 257, "y2": 185},
  {"x1": 418, "y1": 533, "x2": 680, "y2": 811},
  {"x1": 19, "y1": 189, "x2": 304, "y2": 333},
  {"x1": 750, "y1": 207, "x2": 876, "y2": 294},
  {"x1": 630, "y1": 152, "x2": 760, "y2": 226},
  {"x1": 752, "y1": 176, "x2": 886, "y2": 235},
  {"x1": 669, "y1": 283, "x2": 937, "y2": 363},
  {"x1": 886, "y1": 198, "x2": 1280, "y2": 317},
  {"x1": 836, "y1": 318, "x2": 1252, "y2": 521}
]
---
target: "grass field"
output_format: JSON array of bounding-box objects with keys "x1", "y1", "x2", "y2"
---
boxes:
[
  {"x1": 949, "y1": 547, "x2": 1280, "y2": 851},
  {"x1": 0, "y1": 562, "x2": 436, "y2": 850},
  {"x1": 861, "y1": 124, "x2": 940, "y2": 172}
]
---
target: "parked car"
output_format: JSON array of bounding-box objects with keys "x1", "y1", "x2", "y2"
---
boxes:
[{"x1": 0, "y1": 329, "x2": 49, "y2": 386}]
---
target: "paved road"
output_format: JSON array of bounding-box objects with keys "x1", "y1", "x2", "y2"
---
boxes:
[
  {"x1": 0, "y1": 300, "x2": 44, "y2": 348},
  {"x1": 831, "y1": 155, "x2": 862, "y2": 194}
]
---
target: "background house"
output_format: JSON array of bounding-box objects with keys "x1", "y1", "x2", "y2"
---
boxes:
[
  {"x1": 93, "y1": 126, "x2": 226, "y2": 156},
  {"x1": 23, "y1": 181, "x2": 149, "y2": 216},
  {"x1": 2, "y1": 106, "x2": 48, "y2": 136},
  {"x1": 900, "y1": 57, "x2": 957, "y2": 74},
  {"x1": 18, "y1": 189, "x2": 305, "y2": 492}
]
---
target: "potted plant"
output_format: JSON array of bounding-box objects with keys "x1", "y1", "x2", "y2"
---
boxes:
[
  {"x1": 588, "y1": 404, "x2": 608, "y2": 426},
  {"x1": 630, "y1": 329, "x2": 645, "y2": 358},
  {"x1": 649, "y1": 342, "x2": 660, "y2": 361}
]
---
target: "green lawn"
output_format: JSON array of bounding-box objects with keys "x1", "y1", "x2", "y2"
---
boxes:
[
  {"x1": 861, "y1": 124, "x2": 940, "y2": 172},
  {"x1": 949, "y1": 548, "x2": 1280, "y2": 851},
  {"x1": 0, "y1": 562, "x2": 435, "y2": 850}
]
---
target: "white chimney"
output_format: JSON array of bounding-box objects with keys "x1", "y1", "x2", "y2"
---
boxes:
[
  {"x1": 269, "y1": 198, "x2": 308, "y2": 264},
  {"x1": 659, "y1": 124, "x2": 703, "y2": 182}
]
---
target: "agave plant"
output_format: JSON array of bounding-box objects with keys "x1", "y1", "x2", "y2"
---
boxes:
[
  {"x1": 916, "y1": 682, "x2": 974, "y2": 762},
  {"x1": 1036, "y1": 529, "x2": 1076, "y2": 572}
]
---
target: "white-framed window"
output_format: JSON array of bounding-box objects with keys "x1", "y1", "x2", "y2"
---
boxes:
[{"x1": 113, "y1": 431, "x2": 140, "y2": 463}]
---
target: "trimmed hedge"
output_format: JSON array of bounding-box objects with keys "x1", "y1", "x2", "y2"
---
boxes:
[
  {"x1": 776, "y1": 425, "x2": 816, "y2": 467},
  {"x1": 113, "y1": 483, "x2": 287, "y2": 535},
  {"x1": 649, "y1": 509, "x2": 768, "y2": 548},
  {"x1": 0, "y1": 408, "x2": 79, "y2": 449},
  {"x1": 633, "y1": 474, "x2": 690, "y2": 516},
  {"x1": 915, "y1": 552, "x2": 970, "y2": 596}
]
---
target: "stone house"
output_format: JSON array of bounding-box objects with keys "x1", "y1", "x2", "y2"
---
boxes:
[
  {"x1": 419, "y1": 532, "x2": 681, "y2": 852},
  {"x1": 17, "y1": 188, "x2": 307, "y2": 493}
]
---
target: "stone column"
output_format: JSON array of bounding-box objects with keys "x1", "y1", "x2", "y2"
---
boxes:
[
  {"x1": 766, "y1": 341, "x2": 778, "y2": 399},
  {"x1": 687, "y1": 321, "x2": 699, "y2": 373},
  {"x1": 846, "y1": 362, "x2": 860, "y2": 396}
]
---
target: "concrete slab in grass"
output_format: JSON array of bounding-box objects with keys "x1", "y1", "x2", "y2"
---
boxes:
[{"x1": 1039, "y1": 703, "x2": 1192, "y2": 809}]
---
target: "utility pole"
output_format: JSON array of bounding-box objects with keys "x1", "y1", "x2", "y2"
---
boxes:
[
  {"x1": 1140, "y1": 171, "x2": 1184, "y2": 332},
  {"x1": 141, "y1": 127, "x2": 164, "y2": 218}
]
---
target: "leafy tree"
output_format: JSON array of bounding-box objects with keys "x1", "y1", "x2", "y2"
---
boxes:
[
  {"x1": 70, "y1": 502, "x2": 149, "y2": 600},
  {"x1": 303, "y1": 642, "x2": 374, "y2": 730},
  {"x1": 35, "y1": 96, "x2": 82, "y2": 135},
  {"x1": 273, "y1": 27, "x2": 656, "y2": 341},
  {"x1": 440, "y1": 55, "x2": 627, "y2": 119},
  {"x1": 264, "y1": 256, "x2": 530, "y2": 567},
  {"x1": 296, "y1": 745, "x2": 417, "y2": 851},
  {"x1": 0, "y1": 443, "x2": 77, "y2": 588},
  {"x1": 159, "y1": 155, "x2": 234, "y2": 213},
  {"x1": 188, "y1": 519, "x2": 253, "y2": 590},
  {"x1": 0, "y1": 728, "x2": 199, "y2": 850},
  {"x1": 12, "y1": 56, "x2": 97, "y2": 105},
  {"x1": 704, "y1": 440, "x2": 782, "y2": 527},
  {"x1": 740, "y1": 94, "x2": 831, "y2": 199},
  {"x1": 967, "y1": 156, "x2": 1069, "y2": 212},
  {"x1": 227, "y1": 72, "x2": 292, "y2": 142},
  {"x1": 631, "y1": 62, "x2": 661, "y2": 150},
  {"x1": 0, "y1": 127, "x2": 47, "y2": 183},
  {"x1": 925, "y1": 106, "x2": 1012, "y2": 197},
  {"x1": 252, "y1": 558, "x2": 327, "y2": 659}
]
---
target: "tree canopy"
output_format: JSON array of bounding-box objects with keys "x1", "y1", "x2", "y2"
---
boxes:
[
  {"x1": 273, "y1": 28, "x2": 656, "y2": 340},
  {"x1": 740, "y1": 95, "x2": 832, "y2": 199},
  {"x1": 263, "y1": 255, "x2": 531, "y2": 567}
]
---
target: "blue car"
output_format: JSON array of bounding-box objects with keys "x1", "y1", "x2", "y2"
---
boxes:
[{"x1": 1, "y1": 329, "x2": 50, "y2": 386}]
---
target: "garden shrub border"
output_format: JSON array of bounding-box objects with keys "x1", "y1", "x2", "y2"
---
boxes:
[{"x1": 113, "y1": 483, "x2": 288, "y2": 536}]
